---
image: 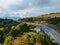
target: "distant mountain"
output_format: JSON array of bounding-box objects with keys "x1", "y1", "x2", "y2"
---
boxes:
[
  {"x1": 1, "y1": 16, "x2": 20, "y2": 21},
  {"x1": 6, "y1": 17, "x2": 20, "y2": 21}
]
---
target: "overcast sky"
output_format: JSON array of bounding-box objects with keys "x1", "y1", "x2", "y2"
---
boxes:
[{"x1": 0, "y1": 0, "x2": 60, "y2": 18}]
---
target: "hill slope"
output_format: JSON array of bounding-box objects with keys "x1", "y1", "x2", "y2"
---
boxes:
[{"x1": 37, "y1": 13, "x2": 60, "y2": 18}]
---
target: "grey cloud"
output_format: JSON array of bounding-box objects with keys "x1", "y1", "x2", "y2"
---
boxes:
[
  {"x1": 0, "y1": 0, "x2": 60, "y2": 19},
  {"x1": 9, "y1": 0, "x2": 50, "y2": 11}
]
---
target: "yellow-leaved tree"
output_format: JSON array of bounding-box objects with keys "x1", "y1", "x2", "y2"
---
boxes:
[{"x1": 4, "y1": 36, "x2": 14, "y2": 45}]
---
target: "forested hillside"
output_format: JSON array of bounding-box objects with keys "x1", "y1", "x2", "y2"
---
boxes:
[
  {"x1": 0, "y1": 18, "x2": 19, "y2": 28},
  {"x1": 47, "y1": 17, "x2": 60, "y2": 25}
]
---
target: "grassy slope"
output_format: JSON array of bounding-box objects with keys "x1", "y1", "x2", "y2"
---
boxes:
[{"x1": 37, "y1": 13, "x2": 60, "y2": 18}]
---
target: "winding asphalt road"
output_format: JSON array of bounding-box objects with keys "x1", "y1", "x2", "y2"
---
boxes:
[{"x1": 42, "y1": 24, "x2": 60, "y2": 45}]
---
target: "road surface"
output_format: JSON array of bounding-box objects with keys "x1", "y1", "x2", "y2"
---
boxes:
[{"x1": 42, "y1": 24, "x2": 60, "y2": 45}]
